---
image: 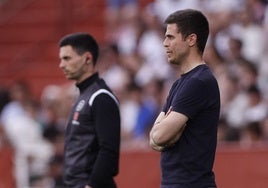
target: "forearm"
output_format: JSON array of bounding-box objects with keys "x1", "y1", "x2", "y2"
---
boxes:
[
  {"x1": 150, "y1": 122, "x2": 172, "y2": 146},
  {"x1": 150, "y1": 111, "x2": 187, "y2": 148},
  {"x1": 149, "y1": 126, "x2": 165, "y2": 152},
  {"x1": 149, "y1": 112, "x2": 167, "y2": 151},
  {"x1": 153, "y1": 112, "x2": 166, "y2": 125},
  {"x1": 150, "y1": 124, "x2": 184, "y2": 152}
]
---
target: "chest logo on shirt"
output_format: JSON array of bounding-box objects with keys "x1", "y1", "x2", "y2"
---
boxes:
[
  {"x1": 72, "y1": 100, "x2": 85, "y2": 125},
  {"x1": 76, "y1": 100, "x2": 85, "y2": 111}
]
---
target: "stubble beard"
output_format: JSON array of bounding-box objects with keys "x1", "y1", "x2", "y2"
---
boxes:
[{"x1": 168, "y1": 56, "x2": 181, "y2": 66}]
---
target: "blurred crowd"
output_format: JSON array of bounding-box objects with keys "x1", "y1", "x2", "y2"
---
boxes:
[
  {"x1": 102, "y1": 0, "x2": 268, "y2": 146},
  {"x1": 1, "y1": 0, "x2": 268, "y2": 187}
]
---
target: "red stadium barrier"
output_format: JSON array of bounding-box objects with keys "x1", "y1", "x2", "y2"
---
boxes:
[
  {"x1": 0, "y1": 144, "x2": 15, "y2": 188},
  {"x1": 116, "y1": 150, "x2": 161, "y2": 188},
  {"x1": 1, "y1": 143, "x2": 268, "y2": 188},
  {"x1": 116, "y1": 144, "x2": 268, "y2": 188},
  {"x1": 214, "y1": 144, "x2": 268, "y2": 188}
]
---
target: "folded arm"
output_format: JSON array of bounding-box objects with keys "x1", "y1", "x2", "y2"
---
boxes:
[{"x1": 149, "y1": 109, "x2": 188, "y2": 151}]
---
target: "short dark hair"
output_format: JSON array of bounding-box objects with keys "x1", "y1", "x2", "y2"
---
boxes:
[
  {"x1": 165, "y1": 9, "x2": 209, "y2": 54},
  {"x1": 59, "y1": 32, "x2": 99, "y2": 65}
]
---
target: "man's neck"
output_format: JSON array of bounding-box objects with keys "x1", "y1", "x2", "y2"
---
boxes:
[{"x1": 180, "y1": 54, "x2": 204, "y2": 74}]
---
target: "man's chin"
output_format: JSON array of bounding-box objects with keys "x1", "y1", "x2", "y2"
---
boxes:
[
  {"x1": 169, "y1": 60, "x2": 180, "y2": 68},
  {"x1": 65, "y1": 75, "x2": 75, "y2": 80},
  {"x1": 168, "y1": 59, "x2": 176, "y2": 65}
]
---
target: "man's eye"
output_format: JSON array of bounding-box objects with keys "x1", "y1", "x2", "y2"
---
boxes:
[{"x1": 63, "y1": 57, "x2": 71, "y2": 61}]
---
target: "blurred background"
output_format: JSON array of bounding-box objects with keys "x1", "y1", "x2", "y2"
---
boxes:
[{"x1": 1, "y1": 0, "x2": 268, "y2": 187}]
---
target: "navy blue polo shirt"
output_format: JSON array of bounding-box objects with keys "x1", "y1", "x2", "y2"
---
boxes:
[{"x1": 161, "y1": 64, "x2": 220, "y2": 188}]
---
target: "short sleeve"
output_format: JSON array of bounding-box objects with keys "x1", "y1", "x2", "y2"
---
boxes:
[{"x1": 172, "y1": 78, "x2": 207, "y2": 119}]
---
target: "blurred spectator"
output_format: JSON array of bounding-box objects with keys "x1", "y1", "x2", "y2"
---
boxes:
[
  {"x1": 0, "y1": 86, "x2": 10, "y2": 114},
  {"x1": 98, "y1": 43, "x2": 131, "y2": 100},
  {"x1": 40, "y1": 85, "x2": 64, "y2": 143},
  {"x1": 230, "y1": 5, "x2": 266, "y2": 64},
  {"x1": 236, "y1": 60, "x2": 258, "y2": 91},
  {"x1": 203, "y1": 42, "x2": 226, "y2": 73},
  {"x1": 0, "y1": 85, "x2": 11, "y2": 145},
  {"x1": 257, "y1": 36, "x2": 268, "y2": 99},
  {"x1": 217, "y1": 118, "x2": 228, "y2": 142},
  {"x1": 45, "y1": 154, "x2": 64, "y2": 188},
  {"x1": 207, "y1": 0, "x2": 243, "y2": 12},
  {"x1": 120, "y1": 82, "x2": 142, "y2": 143},
  {"x1": 243, "y1": 85, "x2": 267, "y2": 124},
  {"x1": 221, "y1": 60, "x2": 258, "y2": 128},
  {"x1": 226, "y1": 37, "x2": 245, "y2": 65},
  {"x1": 261, "y1": 116, "x2": 268, "y2": 142},
  {"x1": 39, "y1": 84, "x2": 68, "y2": 165},
  {"x1": 152, "y1": 0, "x2": 200, "y2": 22},
  {"x1": 217, "y1": 118, "x2": 241, "y2": 142},
  {"x1": 105, "y1": 0, "x2": 138, "y2": 42},
  {"x1": 135, "y1": 5, "x2": 173, "y2": 86},
  {"x1": 240, "y1": 121, "x2": 263, "y2": 147},
  {"x1": 246, "y1": 0, "x2": 267, "y2": 24},
  {"x1": 0, "y1": 81, "x2": 54, "y2": 188},
  {"x1": 132, "y1": 78, "x2": 165, "y2": 140}
]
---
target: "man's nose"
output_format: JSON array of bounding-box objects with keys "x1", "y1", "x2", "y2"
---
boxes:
[{"x1": 59, "y1": 60, "x2": 65, "y2": 69}]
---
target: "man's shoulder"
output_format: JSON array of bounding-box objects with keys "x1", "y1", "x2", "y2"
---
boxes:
[{"x1": 89, "y1": 89, "x2": 118, "y2": 106}]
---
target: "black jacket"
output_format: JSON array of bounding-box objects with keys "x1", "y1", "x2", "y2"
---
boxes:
[{"x1": 63, "y1": 73, "x2": 120, "y2": 188}]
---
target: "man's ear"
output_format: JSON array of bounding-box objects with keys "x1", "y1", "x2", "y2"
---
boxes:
[
  {"x1": 85, "y1": 52, "x2": 93, "y2": 64},
  {"x1": 187, "y1": 34, "x2": 197, "y2": 47}
]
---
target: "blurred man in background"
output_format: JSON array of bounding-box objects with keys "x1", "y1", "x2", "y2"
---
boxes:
[{"x1": 59, "y1": 33, "x2": 121, "y2": 188}]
